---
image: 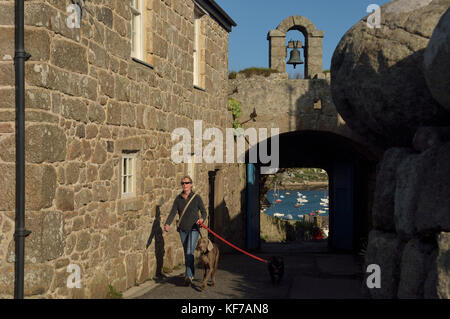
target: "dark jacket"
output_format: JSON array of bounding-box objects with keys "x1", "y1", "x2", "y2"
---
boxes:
[{"x1": 165, "y1": 191, "x2": 207, "y2": 231}]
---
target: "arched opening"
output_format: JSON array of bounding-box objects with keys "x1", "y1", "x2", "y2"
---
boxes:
[
  {"x1": 259, "y1": 167, "x2": 329, "y2": 243},
  {"x1": 245, "y1": 130, "x2": 378, "y2": 253},
  {"x1": 286, "y1": 28, "x2": 307, "y2": 79},
  {"x1": 268, "y1": 15, "x2": 324, "y2": 77}
]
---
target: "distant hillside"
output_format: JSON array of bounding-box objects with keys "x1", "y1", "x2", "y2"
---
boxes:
[
  {"x1": 267, "y1": 168, "x2": 328, "y2": 185},
  {"x1": 281, "y1": 168, "x2": 328, "y2": 183}
]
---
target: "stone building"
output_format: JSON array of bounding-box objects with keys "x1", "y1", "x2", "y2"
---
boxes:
[{"x1": 0, "y1": 0, "x2": 245, "y2": 298}]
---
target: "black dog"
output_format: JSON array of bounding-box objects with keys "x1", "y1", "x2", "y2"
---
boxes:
[{"x1": 267, "y1": 256, "x2": 284, "y2": 285}]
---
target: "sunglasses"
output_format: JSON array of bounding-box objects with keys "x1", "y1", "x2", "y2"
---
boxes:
[{"x1": 181, "y1": 182, "x2": 192, "y2": 185}]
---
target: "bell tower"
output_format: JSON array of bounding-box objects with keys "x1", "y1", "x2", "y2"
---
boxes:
[{"x1": 267, "y1": 16, "x2": 324, "y2": 78}]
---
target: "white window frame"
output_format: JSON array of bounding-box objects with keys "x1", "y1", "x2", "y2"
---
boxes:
[
  {"x1": 187, "y1": 154, "x2": 196, "y2": 182},
  {"x1": 131, "y1": 0, "x2": 144, "y2": 60},
  {"x1": 193, "y1": 8, "x2": 202, "y2": 87},
  {"x1": 121, "y1": 155, "x2": 136, "y2": 197}
]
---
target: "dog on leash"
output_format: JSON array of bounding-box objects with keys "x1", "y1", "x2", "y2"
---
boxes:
[
  {"x1": 196, "y1": 238, "x2": 220, "y2": 291},
  {"x1": 267, "y1": 256, "x2": 284, "y2": 285}
]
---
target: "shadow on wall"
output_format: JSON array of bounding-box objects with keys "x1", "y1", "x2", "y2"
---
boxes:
[
  {"x1": 292, "y1": 79, "x2": 340, "y2": 134},
  {"x1": 146, "y1": 205, "x2": 165, "y2": 278},
  {"x1": 208, "y1": 188, "x2": 247, "y2": 254}
]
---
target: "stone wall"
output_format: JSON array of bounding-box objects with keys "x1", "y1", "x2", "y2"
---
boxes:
[
  {"x1": 329, "y1": 0, "x2": 450, "y2": 299},
  {"x1": 228, "y1": 72, "x2": 365, "y2": 146},
  {"x1": 364, "y1": 141, "x2": 450, "y2": 299},
  {"x1": 260, "y1": 213, "x2": 293, "y2": 243},
  {"x1": 0, "y1": 0, "x2": 245, "y2": 299}
]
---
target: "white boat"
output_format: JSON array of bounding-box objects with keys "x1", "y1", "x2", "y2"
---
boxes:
[
  {"x1": 273, "y1": 213, "x2": 284, "y2": 217},
  {"x1": 324, "y1": 207, "x2": 329, "y2": 210},
  {"x1": 320, "y1": 202, "x2": 328, "y2": 206},
  {"x1": 317, "y1": 210, "x2": 326, "y2": 214},
  {"x1": 273, "y1": 182, "x2": 280, "y2": 198},
  {"x1": 280, "y1": 195, "x2": 285, "y2": 198},
  {"x1": 286, "y1": 192, "x2": 290, "y2": 195},
  {"x1": 284, "y1": 214, "x2": 293, "y2": 220}
]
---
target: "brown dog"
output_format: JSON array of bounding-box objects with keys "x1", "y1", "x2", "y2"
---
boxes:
[{"x1": 196, "y1": 238, "x2": 219, "y2": 290}]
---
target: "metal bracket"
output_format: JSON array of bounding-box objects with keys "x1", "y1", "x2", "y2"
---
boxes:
[
  {"x1": 14, "y1": 51, "x2": 31, "y2": 63},
  {"x1": 14, "y1": 229, "x2": 32, "y2": 239}
]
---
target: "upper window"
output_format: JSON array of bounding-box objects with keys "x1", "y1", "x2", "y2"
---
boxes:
[
  {"x1": 131, "y1": 0, "x2": 144, "y2": 61},
  {"x1": 187, "y1": 154, "x2": 196, "y2": 182},
  {"x1": 193, "y1": 8, "x2": 205, "y2": 89}
]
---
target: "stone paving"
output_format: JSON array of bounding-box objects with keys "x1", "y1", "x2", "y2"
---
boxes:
[{"x1": 127, "y1": 241, "x2": 368, "y2": 299}]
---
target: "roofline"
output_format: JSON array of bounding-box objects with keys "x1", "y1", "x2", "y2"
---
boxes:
[{"x1": 194, "y1": 0, "x2": 237, "y2": 32}]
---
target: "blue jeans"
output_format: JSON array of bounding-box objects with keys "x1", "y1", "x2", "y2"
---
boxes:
[{"x1": 179, "y1": 229, "x2": 200, "y2": 279}]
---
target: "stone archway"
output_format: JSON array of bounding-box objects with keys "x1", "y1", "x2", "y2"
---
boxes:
[
  {"x1": 267, "y1": 15, "x2": 324, "y2": 78},
  {"x1": 245, "y1": 130, "x2": 379, "y2": 252}
]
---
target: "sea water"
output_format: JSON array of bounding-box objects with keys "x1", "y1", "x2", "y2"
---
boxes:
[{"x1": 263, "y1": 189, "x2": 329, "y2": 220}]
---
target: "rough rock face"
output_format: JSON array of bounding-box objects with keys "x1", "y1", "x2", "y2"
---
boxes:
[
  {"x1": 372, "y1": 148, "x2": 413, "y2": 232},
  {"x1": 331, "y1": 0, "x2": 450, "y2": 147},
  {"x1": 424, "y1": 7, "x2": 450, "y2": 110},
  {"x1": 413, "y1": 126, "x2": 450, "y2": 152},
  {"x1": 424, "y1": 232, "x2": 450, "y2": 298},
  {"x1": 414, "y1": 142, "x2": 450, "y2": 233},
  {"x1": 369, "y1": 141, "x2": 450, "y2": 298},
  {"x1": 364, "y1": 230, "x2": 404, "y2": 298},
  {"x1": 397, "y1": 238, "x2": 435, "y2": 298}
]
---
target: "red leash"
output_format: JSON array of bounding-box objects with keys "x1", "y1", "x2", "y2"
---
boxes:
[{"x1": 198, "y1": 222, "x2": 268, "y2": 264}]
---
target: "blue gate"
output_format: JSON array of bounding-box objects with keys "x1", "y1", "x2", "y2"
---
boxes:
[{"x1": 330, "y1": 161, "x2": 354, "y2": 251}]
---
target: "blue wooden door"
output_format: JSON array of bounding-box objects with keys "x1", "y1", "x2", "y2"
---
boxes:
[{"x1": 331, "y1": 162, "x2": 354, "y2": 251}]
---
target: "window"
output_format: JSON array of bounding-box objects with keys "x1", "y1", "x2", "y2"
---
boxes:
[
  {"x1": 193, "y1": 8, "x2": 205, "y2": 89},
  {"x1": 122, "y1": 155, "x2": 135, "y2": 197},
  {"x1": 187, "y1": 154, "x2": 196, "y2": 182},
  {"x1": 131, "y1": 0, "x2": 144, "y2": 60}
]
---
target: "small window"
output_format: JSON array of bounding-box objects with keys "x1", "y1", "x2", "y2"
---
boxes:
[
  {"x1": 122, "y1": 155, "x2": 135, "y2": 197},
  {"x1": 131, "y1": 0, "x2": 144, "y2": 60}
]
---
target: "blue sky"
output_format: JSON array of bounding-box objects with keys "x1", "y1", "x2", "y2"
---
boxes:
[{"x1": 215, "y1": 0, "x2": 390, "y2": 76}]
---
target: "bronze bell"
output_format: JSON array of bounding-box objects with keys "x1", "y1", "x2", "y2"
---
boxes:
[{"x1": 287, "y1": 48, "x2": 303, "y2": 69}]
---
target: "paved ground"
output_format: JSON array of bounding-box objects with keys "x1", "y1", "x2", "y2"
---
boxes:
[{"x1": 126, "y1": 241, "x2": 368, "y2": 299}]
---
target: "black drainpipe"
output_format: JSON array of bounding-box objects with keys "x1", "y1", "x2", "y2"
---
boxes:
[{"x1": 14, "y1": 0, "x2": 31, "y2": 299}]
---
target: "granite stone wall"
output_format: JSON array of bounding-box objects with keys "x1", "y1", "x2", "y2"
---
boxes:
[
  {"x1": 329, "y1": 0, "x2": 450, "y2": 299},
  {"x1": 0, "y1": 0, "x2": 245, "y2": 299},
  {"x1": 228, "y1": 72, "x2": 366, "y2": 146}
]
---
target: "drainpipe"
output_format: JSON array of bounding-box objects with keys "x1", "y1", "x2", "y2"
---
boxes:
[{"x1": 14, "y1": 0, "x2": 31, "y2": 299}]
